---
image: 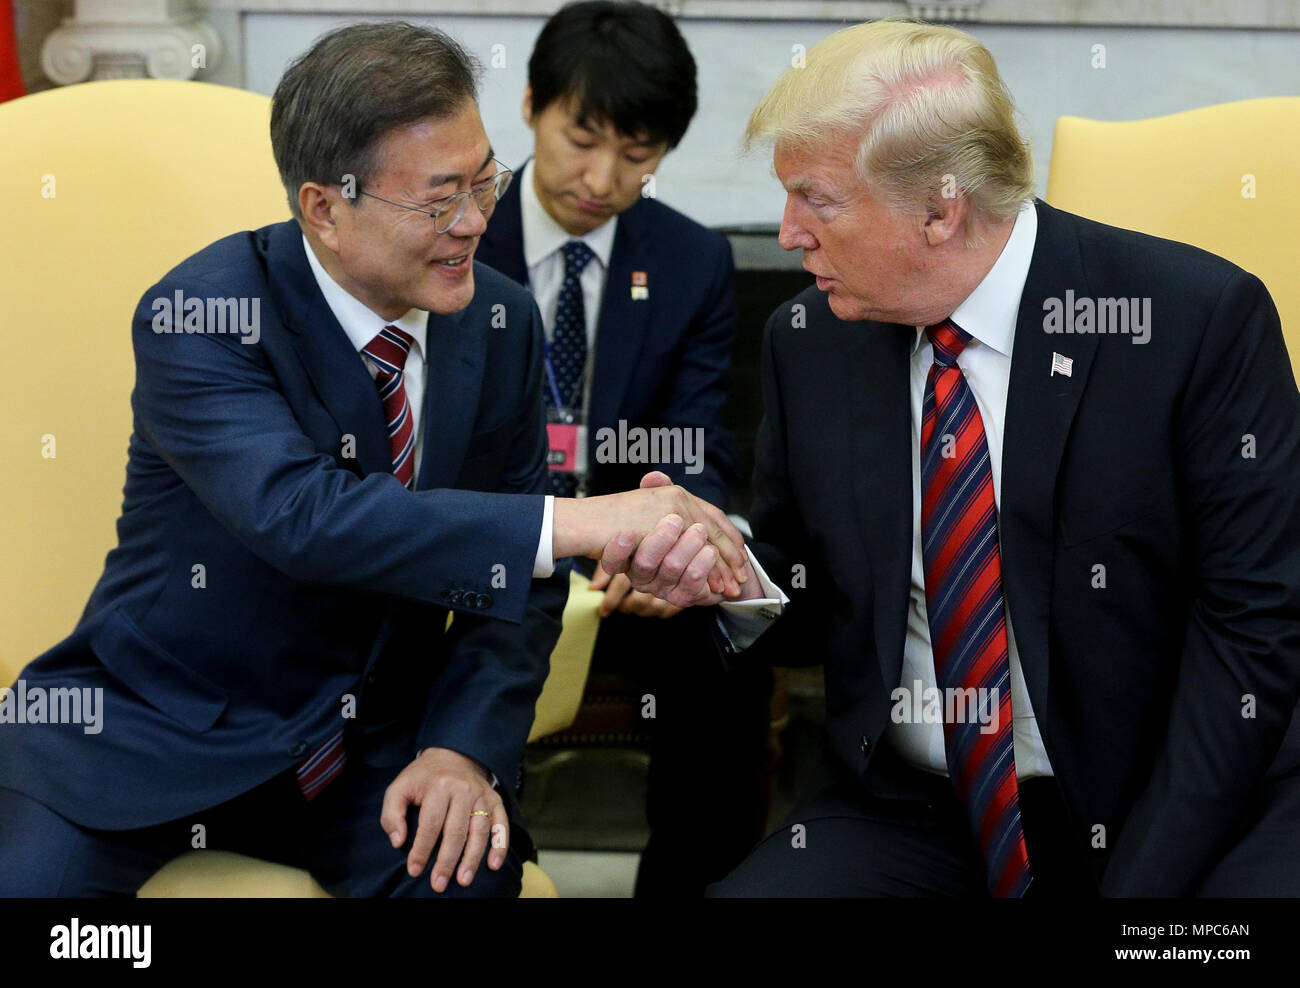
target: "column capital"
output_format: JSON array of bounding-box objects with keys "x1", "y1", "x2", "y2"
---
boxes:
[{"x1": 41, "y1": 0, "x2": 223, "y2": 84}]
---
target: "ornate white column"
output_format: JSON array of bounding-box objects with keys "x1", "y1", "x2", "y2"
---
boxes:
[{"x1": 41, "y1": 0, "x2": 223, "y2": 84}]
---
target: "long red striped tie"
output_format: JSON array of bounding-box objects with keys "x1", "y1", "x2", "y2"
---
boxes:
[
  {"x1": 920, "y1": 318, "x2": 1031, "y2": 898},
  {"x1": 362, "y1": 325, "x2": 418, "y2": 489},
  {"x1": 294, "y1": 325, "x2": 418, "y2": 801}
]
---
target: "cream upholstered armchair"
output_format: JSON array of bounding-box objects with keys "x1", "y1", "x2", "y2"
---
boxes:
[
  {"x1": 1046, "y1": 97, "x2": 1300, "y2": 384},
  {"x1": 0, "y1": 79, "x2": 601, "y2": 898}
]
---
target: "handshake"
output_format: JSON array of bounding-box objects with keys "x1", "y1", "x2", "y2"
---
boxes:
[{"x1": 551, "y1": 471, "x2": 760, "y2": 608}]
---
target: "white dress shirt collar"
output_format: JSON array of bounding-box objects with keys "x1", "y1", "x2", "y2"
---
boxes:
[
  {"x1": 912, "y1": 198, "x2": 1038, "y2": 358},
  {"x1": 519, "y1": 158, "x2": 618, "y2": 273},
  {"x1": 301, "y1": 233, "x2": 428, "y2": 360}
]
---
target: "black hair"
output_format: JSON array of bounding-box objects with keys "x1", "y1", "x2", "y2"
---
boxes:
[{"x1": 528, "y1": 1, "x2": 698, "y2": 149}]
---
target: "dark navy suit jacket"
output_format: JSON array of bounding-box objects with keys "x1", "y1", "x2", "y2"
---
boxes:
[
  {"x1": 0, "y1": 220, "x2": 569, "y2": 829},
  {"x1": 476, "y1": 164, "x2": 738, "y2": 510},
  {"x1": 726, "y1": 200, "x2": 1300, "y2": 896}
]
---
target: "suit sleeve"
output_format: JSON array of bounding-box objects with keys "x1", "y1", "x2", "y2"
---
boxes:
[
  {"x1": 130, "y1": 273, "x2": 543, "y2": 625},
  {"x1": 656, "y1": 233, "x2": 739, "y2": 510},
  {"x1": 1101, "y1": 271, "x2": 1300, "y2": 895},
  {"x1": 710, "y1": 306, "x2": 834, "y2": 671},
  {"x1": 414, "y1": 301, "x2": 569, "y2": 794}
]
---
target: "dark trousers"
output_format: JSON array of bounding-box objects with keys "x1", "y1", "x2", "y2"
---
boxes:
[
  {"x1": 587, "y1": 607, "x2": 774, "y2": 898},
  {"x1": 709, "y1": 741, "x2": 1300, "y2": 897},
  {"x1": 0, "y1": 755, "x2": 528, "y2": 898},
  {"x1": 708, "y1": 743, "x2": 1097, "y2": 898}
]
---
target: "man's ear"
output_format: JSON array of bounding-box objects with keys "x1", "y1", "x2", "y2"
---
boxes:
[
  {"x1": 299, "y1": 183, "x2": 342, "y2": 254},
  {"x1": 521, "y1": 84, "x2": 534, "y2": 128},
  {"x1": 922, "y1": 189, "x2": 968, "y2": 247}
]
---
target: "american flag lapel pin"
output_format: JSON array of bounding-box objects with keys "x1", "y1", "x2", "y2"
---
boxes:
[
  {"x1": 631, "y1": 270, "x2": 649, "y2": 301},
  {"x1": 1051, "y1": 352, "x2": 1074, "y2": 377}
]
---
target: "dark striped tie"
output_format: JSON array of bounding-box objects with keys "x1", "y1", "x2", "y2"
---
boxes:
[
  {"x1": 920, "y1": 318, "x2": 1032, "y2": 898},
  {"x1": 296, "y1": 728, "x2": 345, "y2": 802},
  {"x1": 546, "y1": 241, "x2": 595, "y2": 498},
  {"x1": 362, "y1": 325, "x2": 418, "y2": 489}
]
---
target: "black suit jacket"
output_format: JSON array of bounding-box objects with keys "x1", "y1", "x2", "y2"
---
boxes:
[
  {"x1": 476, "y1": 163, "x2": 738, "y2": 509},
  {"x1": 727, "y1": 199, "x2": 1300, "y2": 896}
]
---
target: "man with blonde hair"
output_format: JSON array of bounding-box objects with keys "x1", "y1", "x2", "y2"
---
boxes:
[{"x1": 608, "y1": 19, "x2": 1300, "y2": 897}]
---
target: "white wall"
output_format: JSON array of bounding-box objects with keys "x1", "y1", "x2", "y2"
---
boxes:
[{"x1": 241, "y1": 13, "x2": 1300, "y2": 227}]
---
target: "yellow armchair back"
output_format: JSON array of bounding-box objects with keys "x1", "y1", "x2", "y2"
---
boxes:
[
  {"x1": 1046, "y1": 97, "x2": 1300, "y2": 383},
  {"x1": 0, "y1": 80, "x2": 289, "y2": 676}
]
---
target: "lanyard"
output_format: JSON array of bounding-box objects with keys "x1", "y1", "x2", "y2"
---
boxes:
[
  {"x1": 542, "y1": 321, "x2": 597, "y2": 416},
  {"x1": 531, "y1": 256, "x2": 598, "y2": 417}
]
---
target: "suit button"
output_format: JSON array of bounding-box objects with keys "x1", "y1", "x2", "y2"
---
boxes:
[
  {"x1": 288, "y1": 740, "x2": 307, "y2": 757},
  {"x1": 479, "y1": 592, "x2": 493, "y2": 608},
  {"x1": 860, "y1": 735, "x2": 871, "y2": 757},
  {"x1": 448, "y1": 590, "x2": 464, "y2": 604},
  {"x1": 441, "y1": 589, "x2": 453, "y2": 602}
]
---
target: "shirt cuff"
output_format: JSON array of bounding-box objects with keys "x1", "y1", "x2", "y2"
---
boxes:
[
  {"x1": 533, "y1": 495, "x2": 555, "y2": 578},
  {"x1": 716, "y1": 548, "x2": 788, "y2": 651}
]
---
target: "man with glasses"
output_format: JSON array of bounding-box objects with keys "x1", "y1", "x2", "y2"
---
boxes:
[
  {"x1": 357, "y1": 158, "x2": 512, "y2": 233},
  {"x1": 0, "y1": 20, "x2": 746, "y2": 898}
]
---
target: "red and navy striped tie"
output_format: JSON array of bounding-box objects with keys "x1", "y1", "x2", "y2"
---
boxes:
[
  {"x1": 293, "y1": 325, "x2": 418, "y2": 801},
  {"x1": 920, "y1": 318, "x2": 1032, "y2": 898},
  {"x1": 362, "y1": 325, "x2": 418, "y2": 489},
  {"x1": 296, "y1": 728, "x2": 345, "y2": 802}
]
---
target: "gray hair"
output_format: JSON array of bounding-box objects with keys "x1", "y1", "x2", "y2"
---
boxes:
[{"x1": 270, "y1": 21, "x2": 482, "y2": 219}]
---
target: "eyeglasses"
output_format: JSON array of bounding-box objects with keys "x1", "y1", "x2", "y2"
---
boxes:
[{"x1": 358, "y1": 158, "x2": 513, "y2": 234}]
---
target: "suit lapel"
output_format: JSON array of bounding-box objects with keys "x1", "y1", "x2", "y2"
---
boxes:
[
  {"x1": 999, "y1": 200, "x2": 1100, "y2": 718},
  {"x1": 415, "y1": 305, "x2": 485, "y2": 490},
  {"x1": 266, "y1": 222, "x2": 392, "y2": 478},
  {"x1": 846, "y1": 319, "x2": 917, "y2": 689},
  {"x1": 590, "y1": 200, "x2": 653, "y2": 432}
]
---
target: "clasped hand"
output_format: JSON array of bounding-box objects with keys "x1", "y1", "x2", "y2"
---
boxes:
[{"x1": 591, "y1": 472, "x2": 759, "y2": 609}]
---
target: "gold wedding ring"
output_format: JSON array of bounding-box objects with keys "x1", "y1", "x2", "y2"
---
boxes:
[{"x1": 470, "y1": 810, "x2": 491, "y2": 817}]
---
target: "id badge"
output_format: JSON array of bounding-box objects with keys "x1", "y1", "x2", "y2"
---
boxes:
[{"x1": 546, "y1": 408, "x2": 588, "y2": 476}]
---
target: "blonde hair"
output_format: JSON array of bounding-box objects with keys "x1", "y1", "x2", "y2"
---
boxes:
[{"x1": 744, "y1": 19, "x2": 1033, "y2": 224}]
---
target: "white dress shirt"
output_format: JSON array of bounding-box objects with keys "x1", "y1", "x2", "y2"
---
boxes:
[
  {"x1": 519, "y1": 157, "x2": 618, "y2": 354},
  {"x1": 721, "y1": 200, "x2": 1053, "y2": 780},
  {"x1": 302, "y1": 234, "x2": 555, "y2": 578}
]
